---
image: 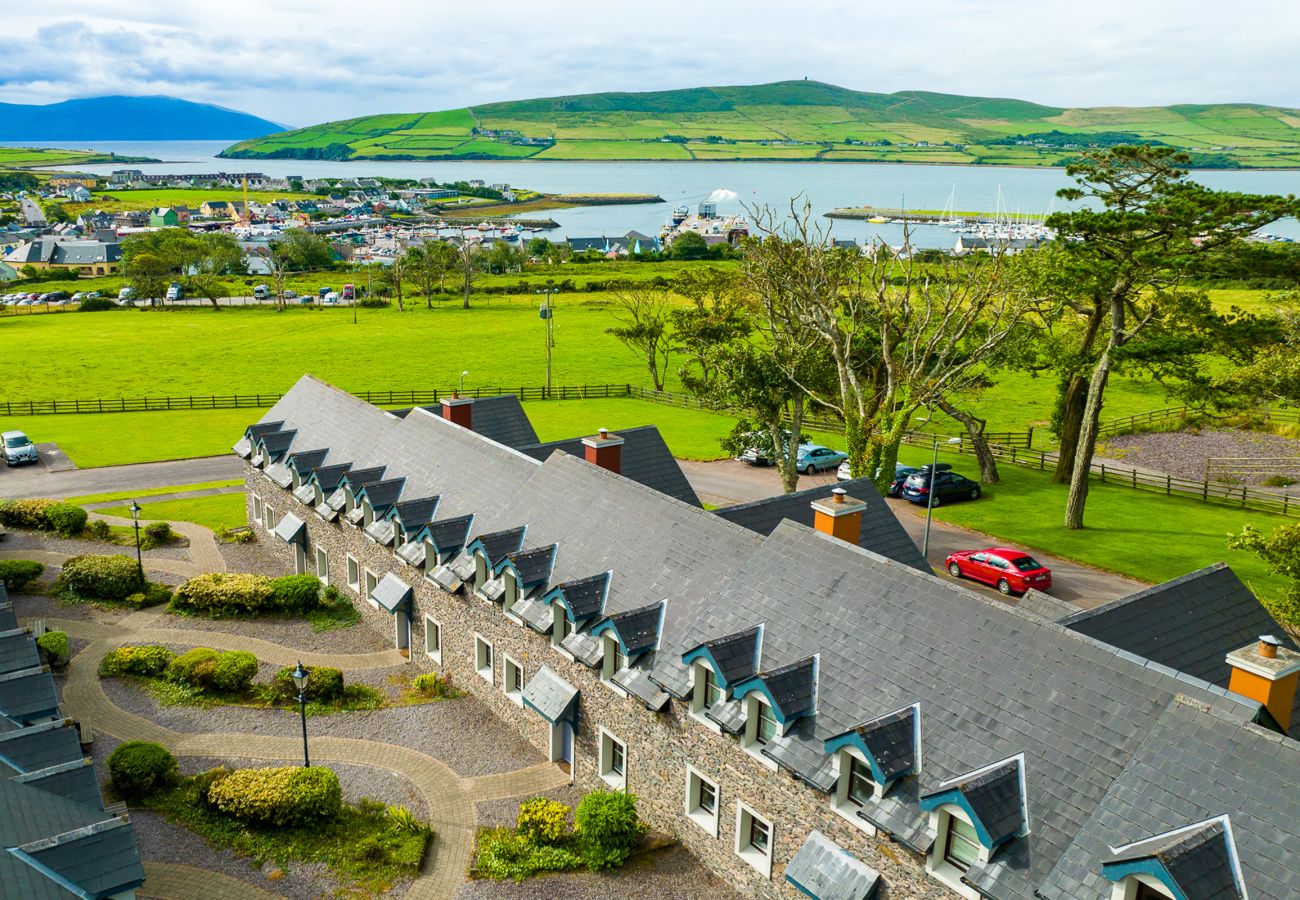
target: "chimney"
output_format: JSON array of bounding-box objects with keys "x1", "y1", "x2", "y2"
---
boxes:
[
  {"x1": 1226, "y1": 635, "x2": 1300, "y2": 732},
  {"x1": 811, "y1": 488, "x2": 867, "y2": 545},
  {"x1": 582, "y1": 428, "x2": 624, "y2": 474},
  {"x1": 441, "y1": 394, "x2": 473, "y2": 430}
]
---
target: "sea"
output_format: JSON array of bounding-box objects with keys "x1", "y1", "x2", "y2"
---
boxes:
[{"x1": 10, "y1": 139, "x2": 1300, "y2": 247}]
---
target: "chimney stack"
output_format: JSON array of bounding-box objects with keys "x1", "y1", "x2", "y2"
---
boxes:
[
  {"x1": 1226, "y1": 635, "x2": 1300, "y2": 732},
  {"x1": 811, "y1": 488, "x2": 867, "y2": 545},
  {"x1": 582, "y1": 428, "x2": 625, "y2": 474},
  {"x1": 441, "y1": 394, "x2": 473, "y2": 430}
]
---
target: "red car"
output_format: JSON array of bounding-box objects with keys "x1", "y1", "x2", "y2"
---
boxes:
[{"x1": 945, "y1": 548, "x2": 1052, "y2": 596}]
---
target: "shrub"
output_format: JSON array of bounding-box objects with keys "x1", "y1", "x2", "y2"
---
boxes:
[
  {"x1": 209, "y1": 650, "x2": 258, "y2": 693},
  {"x1": 0, "y1": 498, "x2": 88, "y2": 536},
  {"x1": 205, "y1": 765, "x2": 342, "y2": 826},
  {"x1": 0, "y1": 559, "x2": 44, "y2": 591},
  {"x1": 412, "y1": 671, "x2": 454, "y2": 699},
  {"x1": 358, "y1": 297, "x2": 389, "y2": 308},
  {"x1": 79, "y1": 296, "x2": 115, "y2": 312},
  {"x1": 45, "y1": 503, "x2": 88, "y2": 538},
  {"x1": 100, "y1": 644, "x2": 176, "y2": 677},
  {"x1": 88, "y1": 519, "x2": 112, "y2": 540},
  {"x1": 269, "y1": 574, "x2": 321, "y2": 613},
  {"x1": 125, "y1": 582, "x2": 172, "y2": 609},
  {"x1": 575, "y1": 790, "x2": 643, "y2": 870},
  {"x1": 216, "y1": 526, "x2": 255, "y2": 544},
  {"x1": 165, "y1": 647, "x2": 220, "y2": 686},
  {"x1": 169, "y1": 572, "x2": 274, "y2": 615},
  {"x1": 144, "y1": 521, "x2": 172, "y2": 542},
  {"x1": 386, "y1": 804, "x2": 425, "y2": 833},
  {"x1": 271, "y1": 665, "x2": 343, "y2": 702},
  {"x1": 108, "y1": 741, "x2": 178, "y2": 800},
  {"x1": 192, "y1": 765, "x2": 232, "y2": 808},
  {"x1": 36, "y1": 630, "x2": 68, "y2": 666},
  {"x1": 55, "y1": 554, "x2": 140, "y2": 601},
  {"x1": 473, "y1": 827, "x2": 583, "y2": 882},
  {"x1": 517, "y1": 797, "x2": 569, "y2": 845}
]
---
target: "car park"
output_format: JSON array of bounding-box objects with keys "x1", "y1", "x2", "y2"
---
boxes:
[
  {"x1": 839, "y1": 460, "x2": 921, "y2": 495},
  {"x1": 946, "y1": 547, "x2": 1052, "y2": 595},
  {"x1": 2, "y1": 430, "x2": 39, "y2": 467},
  {"x1": 735, "y1": 429, "x2": 794, "y2": 466},
  {"x1": 321, "y1": 292, "x2": 340, "y2": 305},
  {"x1": 284, "y1": 290, "x2": 298, "y2": 300},
  {"x1": 796, "y1": 443, "x2": 849, "y2": 475},
  {"x1": 900, "y1": 463, "x2": 982, "y2": 506}
]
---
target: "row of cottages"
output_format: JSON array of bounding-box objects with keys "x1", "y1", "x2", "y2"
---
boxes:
[
  {"x1": 237, "y1": 375, "x2": 1300, "y2": 900},
  {"x1": 2, "y1": 237, "x2": 121, "y2": 275},
  {"x1": 0, "y1": 585, "x2": 146, "y2": 898}
]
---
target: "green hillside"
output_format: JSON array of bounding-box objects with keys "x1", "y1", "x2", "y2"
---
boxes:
[{"x1": 220, "y1": 80, "x2": 1300, "y2": 168}]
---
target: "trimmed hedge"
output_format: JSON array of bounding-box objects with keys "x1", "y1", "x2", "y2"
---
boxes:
[
  {"x1": 108, "y1": 741, "x2": 179, "y2": 800},
  {"x1": 205, "y1": 765, "x2": 342, "y2": 826},
  {"x1": 575, "y1": 790, "x2": 643, "y2": 870},
  {"x1": 169, "y1": 572, "x2": 323, "y2": 616},
  {"x1": 517, "y1": 797, "x2": 569, "y2": 846},
  {"x1": 36, "y1": 630, "x2": 68, "y2": 666},
  {"x1": 210, "y1": 651, "x2": 258, "y2": 693},
  {"x1": 100, "y1": 644, "x2": 177, "y2": 677},
  {"x1": 144, "y1": 521, "x2": 172, "y2": 542},
  {"x1": 271, "y1": 665, "x2": 343, "y2": 702},
  {"x1": 0, "y1": 498, "x2": 87, "y2": 537},
  {"x1": 0, "y1": 559, "x2": 44, "y2": 591},
  {"x1": 164, "y1": 647, "x2": 259, "y2": 693},
  {"x1": 54, "y1": 554, "x2": 140, "y2": 601}
]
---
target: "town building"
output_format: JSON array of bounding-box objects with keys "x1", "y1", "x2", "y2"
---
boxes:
[
  {"x1": 239, "y1": 375, "x2": 1300, "y2": 900},
  {"x1": 0, "y1": 585, "x2": 146, "y2": 898},
  {"x1": 3, "y1": 238, "x2": 121, "y2": 275}
]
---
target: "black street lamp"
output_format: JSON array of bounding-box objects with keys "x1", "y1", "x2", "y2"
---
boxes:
[
  {"x1": 128, "y1": 500, "x2": 144, "y2": 586},
  {"x1": 291, "y1": 660, "x2": 311, "y2": 767}
]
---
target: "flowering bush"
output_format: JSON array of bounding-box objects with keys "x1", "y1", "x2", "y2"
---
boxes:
[
  {"x1": 54, "y1": 554, "x2": 140, "y2": 601},
  {"x1": 205, "y1": 765, "x2": 342, "y2": 826},
  {"x1": 99, "y1": 644, "x2": 176, "y2": 677},
  {"x1": 517, "y1": 797, "x2": 570, "y2": 845}
]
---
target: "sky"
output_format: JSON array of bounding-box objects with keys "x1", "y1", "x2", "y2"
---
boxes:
[{"x1": 1, "y1": 1, "x2": 1297, "y2": 127}]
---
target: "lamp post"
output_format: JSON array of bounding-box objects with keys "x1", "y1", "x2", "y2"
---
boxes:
[
  {"x1": 913, "y1": 417, "x2": 963, "y2": 560},
  {"x1": 459, "y1": 370, "x2": 468, "y2": 395},
  {"x1": 128, "y1": 500, "x2": 144, "y2": 586},
  {"x1": 536, "y1": 281, "x2": 559, "y2": 395},
  {"x1": 291, "y1": 660, "x2": 310, "y2": 767}
]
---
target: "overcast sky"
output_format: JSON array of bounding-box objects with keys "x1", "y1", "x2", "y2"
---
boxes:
[{"x1": 2, "y1": 1, "x2": 1297, "y2": 126}]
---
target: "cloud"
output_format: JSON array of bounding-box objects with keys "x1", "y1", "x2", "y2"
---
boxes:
[{"x1": 0, "y1": 1, "x2": 1296, "y2": 126}]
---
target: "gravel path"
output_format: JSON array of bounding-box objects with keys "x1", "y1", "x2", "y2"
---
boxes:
[
  {"x1": 150, "y1": 609, "x2": 391, "y2": 655},
  {"x1": 101, "y1": 675, "x2": 544, "y2": 777},
  {"x1": 1100, "y1": 427, "x2": 1300, "y2": 486},
  {"x1": 10, "y1": 590, "x2": 133, "y2": 625},
  {"x1": 218, "y1": 537, "x2": 295, "y2": 576}
]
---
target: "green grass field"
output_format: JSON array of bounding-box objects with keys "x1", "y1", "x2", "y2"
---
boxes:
[
  {"x1": 99, "y1": 493, "x2": 248, "y2": 532},
  {"x1": 66, "y1": 480, "x2": 243, "y2": 505},
  {"x1": 0, "y1": 147, "x2": 155, "y2": 168},
  {"x1": 68, "y1": 187, "x2": 308, "y2": 214}
]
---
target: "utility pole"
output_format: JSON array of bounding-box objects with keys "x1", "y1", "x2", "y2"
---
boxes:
[{"x1": 536, "y1": 281, "x2": 559, "y2": 395}]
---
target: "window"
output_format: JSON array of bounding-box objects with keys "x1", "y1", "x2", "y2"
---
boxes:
[
  {"x1": 846, "y1": 755, "x2": 874, "y2": 806},
  {"x1": 316, "y1": 547, "x2": 328, "y2": 583},
  {"x1": 364, "y1": 569, "x2": 379, "y2": 607},
  {"x1": 734, "y1": 802, "x2": 773, "y2": 878},
  {"x1": 684, "y1": 766, "x2": 719, "y2": 836},
  {"x1": 475, "y1": 635, "x2": 494, "y2": 683},
  {"x1": 252, "y1": 495, "x2": 263, "y2": 525},
  {"x1": 832, "y1": 750, "x2": 879, "y2": 833},
  {"x1": 944, "y1": 815, "x2": 981, "y2": 871},
  {"x1": 503, "y1": 574, "x2": 520, "y2": 617},
  {"x1": 755, "y1": 702, "x2": 778, "y2": 745},
  {"x1": 599, "y1": 729, "x2": 627, "y2": 790},
  {"x1": 741, "y1": 697, "x2": 781, "y2": 770},
  {"x1": 503, "y1": 657, "x2": 524, "y2": 705},
  {"x1": 424, "y1": 617, "x2": 441, "y2": 663},
  {"x1": 600, "y1": 634, "x2": 628, "y2": 684},
  {"x1": 263, "y1": 503, "x2": 275, "y2": 532},
  {"x1": 551, "y1": 603, "x2": 570, "y2": 649},
  {"x1": 474, "y1": 552, "x2": 487, "y2": 589},
  {"x1": 689, "y1": 664, "x2": 724, "y2": 726},
  {"x1": 346, "y1": 555, "x2": 360, "y2": 592}
]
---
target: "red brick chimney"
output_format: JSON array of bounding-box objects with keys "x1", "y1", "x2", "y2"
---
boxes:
[
  {"x1": 441, "y1": 394, "x2": 473, "y2": 430},
  {"x1": 1226, "y1": 635, "x2": 1300, "y2": 732},
  {"x1": 582, "y1": 428, "x2": 624, "y2": 474},
  {"x1": 811, "y1": 488, "x2": 866, "y2": 544}
]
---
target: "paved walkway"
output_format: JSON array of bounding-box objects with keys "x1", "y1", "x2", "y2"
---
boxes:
[
  {"x1": 91, "y1": 513, "x2": 228, "y2": 574},
  {"x1": 139, "y1": 863, "x2": 283, "y2": 900},
  {"x1": 0, "y1": 454, "x2": 243, "y2": 500},
  {"x1": 45, "y1": 603, "x2": 568, "y2": 900},
  {"x1": 82, "y1": 485, "x2": 244, "y2": 511}
]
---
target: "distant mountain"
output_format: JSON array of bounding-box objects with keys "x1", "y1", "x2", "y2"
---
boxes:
[
  {"x1": 221, "y1": 80, "x2": 1300, "y2": 169},
  {"x1": 0, "y1": 95, "x2": 284, "y2": 141}
]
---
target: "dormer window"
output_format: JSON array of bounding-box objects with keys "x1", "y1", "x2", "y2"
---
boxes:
[
  {"x1": 551, "y1": 604, "x2": 571, "y2": 648},
  {"x1": 944, "y1": 814, "x2": 980, "y2": 871},
  {"x1": 845, "y1": 754, "x2": 875, "y2": 807},
  {"x1": 753, "y1": 698, "x2": 778, "y2": 745},
  {"x1": 741, "y1": 697, "x2": 780, "y2": 767},
  {"x1": 600, "y1": 634, "x2": 627, "y2": 683},
  {"x1": 474, "y1": 551, "x2": 488, "y2": 588},
  {"x1": 690, "y1": 664, "x2": 723, "y2": 717},
  {"x1": 503, "y1": 573, "x2": 521, "y2": 616}
]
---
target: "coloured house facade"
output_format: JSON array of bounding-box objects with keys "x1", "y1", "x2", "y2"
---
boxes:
[{"x1": 238, "y1": 375, "x2": 1300, "y2": 900}]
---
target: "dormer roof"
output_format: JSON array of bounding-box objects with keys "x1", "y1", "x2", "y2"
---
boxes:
[
  {"x1": 682, "y1": 625, "x2": 763, "y2": 689},
  {"x1": 921, "y1": 755, "x2": 1028, "y2": 849},
  {"x1": 544, "y1": 572, "x2": 610, "y2": 621},
  {"x1": 419, "y1": 514, "x2": 475, "y2": 556},
  {"x1": 595, "y1": 600, "x2": 665, "y2": 657},
  {"x1": 825, "y1": 703, "x2": 920, "y2": 784},
  {"x1": 468, "y1": 526, "x2": 526, "y2": 567},
  {"x1": 733, "y1": 655, "x2": 818, "y2": 724},
  {"x1": 390, "y1": 496, "x2": 439, "y2": 530},
  {"x1": 355, "y1": 476, "x2": 406, "y2": 511},
  {"x1": 308, "y1": 463, "x2": 352, "y2": 492},
  {"x1": 1102, "y1": 817, "x2": 1246, "y2": 900},
  {"x1": 286, "y1": 448, "x2": 329, "y2": 475},
  {"x1": 499, "y1": 544, "x2": 557, "y2": 589}
]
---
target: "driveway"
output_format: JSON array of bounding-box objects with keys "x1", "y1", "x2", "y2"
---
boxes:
[
  {"x1": 681, "y1": 459, "x2": 1145, "y2": 610},
  {"x1": 0, "y1": 454, "x2": 243, "y2": 500}
]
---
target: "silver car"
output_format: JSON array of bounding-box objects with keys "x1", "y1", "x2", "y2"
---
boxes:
[{"x1": 2, "y1": 431, "x2": 39, "y2": 466}]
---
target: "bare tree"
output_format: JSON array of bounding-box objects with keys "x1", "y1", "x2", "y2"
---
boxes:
[
  {"x1": 606, "y1": 287, "x2": 675, "y2": 391},
  {"x1": 455, "y1": 235, "x2": 479, "y2": 310}
]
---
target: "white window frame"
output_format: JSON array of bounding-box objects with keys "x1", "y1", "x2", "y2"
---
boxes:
[
  {"x1": 734, "y1": 801, "x2": 773, "y2": 878},
  {"x1": 925, "y1": 804, "x2": 985, "y2": 900},
  {"x1": 363, "y1": 569, "x2": 379, "y2": 608},
  {"x1": 315, "y1": 547, "x2": 329, "y2": 584},
  {"x1": 346, "y1": 555, "x2": 360, "y2": 592},
  {"x1": 684, "y1": 765, "x2": 719, "y2": 836},
  {"x1": 688, "y1": 662, "x2": 723, "y2": 732},
  {"x1": 551, "y1": 601, "x2": 573, "y2": 655},
  {"x1": 424, "y1": 616, "x2": 442, "y2": 664},
  {"x1": 252, "y1": 495, "x2": 263, "y2": 525},
  {"x1": 474, "y1": 634, "x2": 494, "y2": 683},
  {"x1": 503, "y1": 655, "x2": 524, "y2": 705},
  {"x1": 1109, "y1": 875, "x2": 1177, "y2": 900},
  {"x1": 598, "y1": 728, "x2": 627, "y2": 790},
  {"x1": 831, "y1": 748, "x2": 880, "y2": 834},
  {"x1": 263, "y1": 503, "x2": 275, "y2": 532},
  {"x1": 741, "y1": 696, "x2": 780, "y2": 770}
]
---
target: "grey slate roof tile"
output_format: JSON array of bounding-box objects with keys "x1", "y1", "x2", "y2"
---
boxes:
[
  {"x1": 19, "y1": 816, "x2": 144, "y2": 898},
  {"x1": 550, "y1": 572, "x2": 610, "y2": 621},
  {"x1": 784, "y1": 829, "x2": 880, "y2": 900},
  {"x1": 519, "y1": 426, "x2": 701, "y2": 507},
  {"x1": 605, "y1": 602, "x2": 663, "y2": 655},
  {"x1": 13, "y1": 758, "x2": 102, "y2": 809},
  {"x1": 0, "y1": 630, "x2": 40, "y2": 676},
  {"x1": 1105, "y1": 819, "x2": 1242, "y2": 900},
  {"x1": 472, "y1": 526, "x2": 527, "y2": 567},
  {"x1": 522, "y1": 665, "x2": 579, "y2": 723},
  {"x1": 0, "y1": 667, "x2": 59, "y2": 723},
  {"x1": 0, "y1": 720, "x2": 81, "y2": 776},
  {"x1": 505, "y1": 545, "x2": 556, "y2": 588},
  {"x1": 423, "y1": 515, "x2": 475, "y2": 556}
]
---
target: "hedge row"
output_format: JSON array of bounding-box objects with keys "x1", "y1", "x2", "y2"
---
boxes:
[
  {"x1": 0, "y1": 498, "x2": 87, "y2": 538},
  {"x1": 108, "y1": 741, "x2": 179, "y2": 800},
  {"x1": 166, "y1": 648, "x2": 259, "y2": 693},
  {"x1": 0, "y1": 559, "x2": 44, "y2": 591},
  {"x1": 100, "y1": 644, "x2": 176, "y2": 677},
  {"x1": 205, "y1": 765, "x2": 342, "y2": 826},
  {"x1": 168, "y1": 573, "x2": 322, "y2": 616},
  {"x1": 270, "y1": 665, "x2": 342, "y2": 702},
  {"x1": 54, "y1": 554, "x2": 141, "y2": 601}
]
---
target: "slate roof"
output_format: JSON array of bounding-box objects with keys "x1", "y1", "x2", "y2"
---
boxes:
[
  {"x1": 712, "y1": 477, "x2": 927, "y2": 571},
  {"x1": 0, "y1": 597, "x2": 16, "y2": 632},
  {"x1": 392, "y1": 497, "x2": 440, "y2": 530},
  {"x1": 548, "y1": 572, "x2": 610, "y2": 621},
  {"x1": 504, "y1": 545, "x2": 556, "y2": 587},
  {"x1": 16, "y1": 816, "x2": 144, "y2": 899},
  {"x1": 272, "y1": 512, "x2": 306, "y2": 544},
  {"x1": 1040, "y1": 699, "x2": 1299, "y2": 900},
  {"x1": 371, "y1": 573, "x2": 413, "y2": 613},
  {"x1": 423, "y1": 515, "x2": 475, "y2": 555},
  {"x1": 309, "y1": 463, "x2": 352, "y2": 492},
  {"x1": 784, "y1": 830, "x2": 880, "y2": 900},
  {"x1": 852, "y1": 705, "x2": 918, "y2": 781},
  {"x1": 1103, "y1": 819, "x2": 1243, "y2": 900},
  {"x1": 0, "y1": 667, "x2": 59, "y2": 723},
  {"x1": 13, "y1": 759, "x2": 103, "y2": 809},
  {"x1": 0, "y1": 629, "x2": 40, "y2": 676},
  {"x1": 472, "y1": 526, "x2": 526, "y2": 566},
  {"x1": 522, "y1": 665, "x2": 579, "y2": 724},
  {"x1": 393, "y1": 395, "x2": 540, "y2": 449},
  {"x1": 603, "y1": 602, "x2": 664, "y2": 655},
  {"x1": 519, "y1": 426, "x2": 702, "y2": 507},
  {"x1": 0, "y1": 720, "x2": 82, "y2": 777},
  {"x1": 357, "y1": 477, "x2": 406, "y2": 512}
]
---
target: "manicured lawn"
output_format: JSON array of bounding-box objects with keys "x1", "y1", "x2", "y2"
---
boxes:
[
  {"x1": 897, "y1": 446, "x2": 1291, "y2": 605},
  {"x1": 99, "y1": 493, "x2": 248, "y2": 532},
  {"x1": 526, "y1": 399, "x2": 739, "y2": 460},
  {"x1": 66, "y1": 480, "x2": 242, "y2": 505},
  {"x1": 0, "y1": 409, "x2": 258, "y2": 467}
]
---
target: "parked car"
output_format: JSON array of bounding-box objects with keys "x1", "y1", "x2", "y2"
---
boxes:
[
  {"x1": 253, "y1": 284, "x2": 270, "y2": 300},
  {"x1": 796, "y1": 443, "x2": 848, "y2": 475},
  {"x1": 838, "y1": 461, "x2": 921, "y2": 495},
  {"x1": 318, "y1": 286, "x2": 331, "y2": 298},
  {"x1": 735, "y1": 429, "x2": 793, "y2": 467},
  {"x1": 165, "y1": 282, "x2": 183, "y2": 301},
  {"x1": 83, "y1": 291, "x2": 100, "y2": 300},
  {"x1": 900, "y1": 463, "x2": 981, "y2": 506},
  {"x1": 2, "y1": 430, "x2": 39, "y2": 467},
  {"x1": 284, "y1": 290, "x2": 298, "y2": 300},
  {"x1": 946, "y1": 548, "x2": 1052, "y2": 595},
  {"x1": 341, "y1": 283, "x2": 355, "y2": 301},
  {"x1": 118, "y1": 287, "x2": 136, "y2": 302},
  {"x1": 321, "y1": 292, "x2": 340, "y2": 306},
  {"x1": 70, "y1": 292, "x2": 85, "y2": 302}
]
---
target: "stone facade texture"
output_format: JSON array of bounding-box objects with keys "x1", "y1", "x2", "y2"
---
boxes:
[{"x1": 245, "y1": 468, "x2": 955, "y2": 899}]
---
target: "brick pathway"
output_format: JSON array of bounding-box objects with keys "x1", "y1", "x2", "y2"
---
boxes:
[
  {"x1": 0, "y1": 548, "x2": 203, "y2": 580},
  {"x1": 53, "y1": 610, "x2": 563, "y2": 899},
  {"x1": 139, "y1": 862, "x2": 283, "y2": 900},
  {"x1": 93, "y1": 513, "x2": 228, "y2": 574}
]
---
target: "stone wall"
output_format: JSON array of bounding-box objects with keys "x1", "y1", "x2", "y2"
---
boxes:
[{"x1": 244, "y1": 467, "x2": 953, "y2": 899}]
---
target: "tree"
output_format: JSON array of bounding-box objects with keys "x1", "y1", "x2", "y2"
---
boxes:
[
  {"x1": 376, "y1": 255, "x2": 407, "y2": 311},
  {"x1": 120, "y1": 243, "x2": 173, "y2": 306},
  {"x1": 44, "y1": 202, "x2": 71, "y2": 224},
  {"x1": 265, "y1": 229, "x2": 333, "y2": 310},
  {"x1": 485, "y1": 240, "x2": 523, "y2": 275},
  {"x1": 184, "y1": 232, "x2": 245, "y2": 310},
  {"x1": 405, "y1": 242, "x2": 456, "y2": 307},
  {"x1": 121, "y1": 230, "x2": 242, "y2": 310},
  {"x1": 1047, "y1": 146, "x2": 1298, "y2": 529},
  {"x1": 669, "y1": 231, "x2": 709, "y2": 260},
  {"x1": 455, "y1": 237, "x2": 480, "y2": 309},
  {"x1": 607, "y1": 287, "x2": 674, "y2": 391},
  {"x1": 670, "y1": 268, "x2": 751, "y2": 395},
  {"x1": 526, "y1": 237, "x2": 552, "y2": 258},
  {"x1": 1213, "y1": 293, "x2": 1300, "y2": 406},
  {"x1": 1226, "y1": 525, "x2": 1300, "y2": 627}
]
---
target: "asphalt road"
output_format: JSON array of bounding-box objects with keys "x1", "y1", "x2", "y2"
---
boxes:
[
  {"x1": 680, "y1": 459, "x2": 1146, "y2": 610},
  {"x1": 0, "y1": 455, "x2": 244, "y2": 500}
]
